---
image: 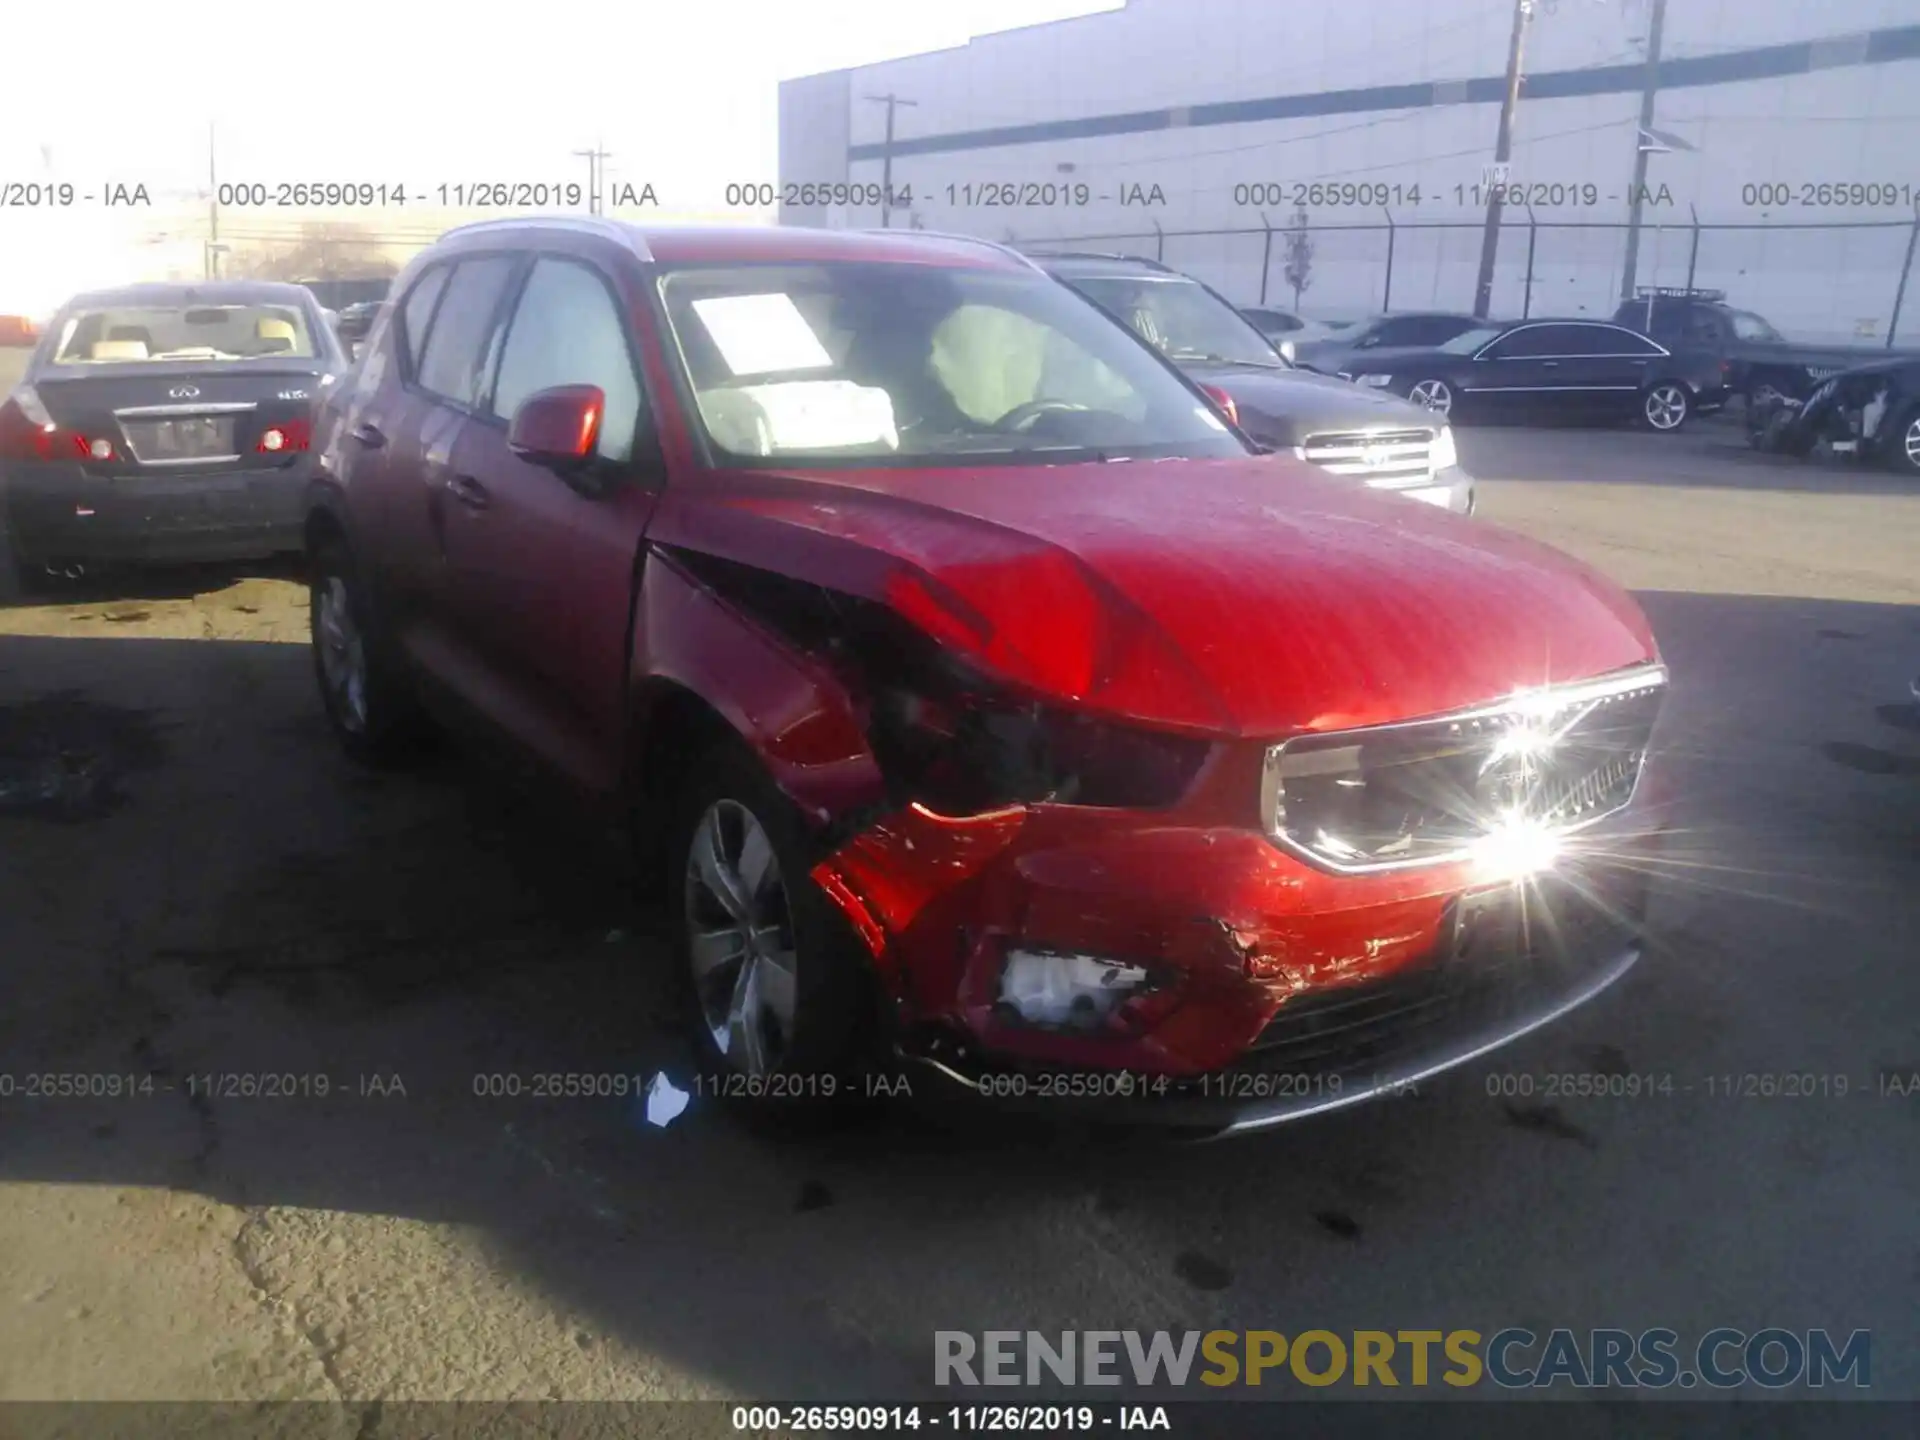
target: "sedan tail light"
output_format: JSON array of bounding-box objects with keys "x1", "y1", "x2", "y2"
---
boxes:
[
  {"x1": 257, "y1": 419, "x2": 312, "y2": 453},
  {"x1": 0, "y1": 385, "x2": 113, "y2": 462}
]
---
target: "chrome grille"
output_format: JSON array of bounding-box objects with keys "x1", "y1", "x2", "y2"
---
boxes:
[
  {"x1": 1298, "y1": 427, "x2": 1434, "y2": 487},
  {"x1": 1261, "y1": 665, "x2": 1666, "y2": 873}
]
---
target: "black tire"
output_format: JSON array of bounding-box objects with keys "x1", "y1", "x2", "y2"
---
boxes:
[
  {"x1": 1639, "y1": 380, "x2": 1691, "y2": 432},
  {"x1": 308, "y1": 534, "x2": 431, "y2": 766},
  {"x1": 667, "y1": 740, "x2": 879, "y2": 1116},
  {"x1": 1887, "y1": 404, "x2": 1920, "y2": 476}
]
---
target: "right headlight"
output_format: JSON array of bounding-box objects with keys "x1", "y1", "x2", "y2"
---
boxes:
[{"x1": 1431, "y1": 424, "x2": 1458, "y2": 472}]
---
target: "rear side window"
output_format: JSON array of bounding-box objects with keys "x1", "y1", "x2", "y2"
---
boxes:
[
  {"x1": 416, "y1": 257, "x2": 517, "y2": 407},
  {"x1": 491, "y1": 257, "x2": 646, "y2": 462},
  {"x1": 398, "y1": 266, "x2": 450, "y2": 376}
]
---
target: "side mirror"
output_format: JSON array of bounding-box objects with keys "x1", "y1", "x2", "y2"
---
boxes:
[{"x1": 508, "y1": 384, "x2": 604, "y2": 474}]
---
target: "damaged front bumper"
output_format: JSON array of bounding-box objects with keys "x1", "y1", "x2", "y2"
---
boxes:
[{"x1": 812, "y1": 781, "x2": 1664, "y2": 1137}]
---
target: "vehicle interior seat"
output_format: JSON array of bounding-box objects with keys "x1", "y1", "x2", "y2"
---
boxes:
[
  {"x1": 90, "y1": 339, "x2": 149, "y2": 360},
  {"x1": 255, "y1": 317, "x2": 297, "y2": 354},
  {"x1": 106, "y1": 325, "x2": 154, "y2": 349}
]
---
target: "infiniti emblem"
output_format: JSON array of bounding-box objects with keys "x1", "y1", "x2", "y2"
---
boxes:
[{"x1": 168, "y1": 385, "x2": 201, "y2": 399}]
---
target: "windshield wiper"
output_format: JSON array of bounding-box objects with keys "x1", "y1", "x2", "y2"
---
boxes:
[{"x1": 1169, "y1": 350, "x2": 1286, "y2": 369}]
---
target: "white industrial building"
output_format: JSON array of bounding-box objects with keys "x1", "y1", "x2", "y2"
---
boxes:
[{"x1": 779, "y1": 0, "x2": 1920, "y2": 344}]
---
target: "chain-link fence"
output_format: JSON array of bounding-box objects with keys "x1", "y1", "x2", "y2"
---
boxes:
[{"x1": 1007, "y1": 211, "x2": 1920, "y2": 348}]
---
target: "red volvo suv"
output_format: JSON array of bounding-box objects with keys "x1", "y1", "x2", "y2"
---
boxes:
[{"x1": 304, "y1": 218, "x2": 1669, "y2": 1135}]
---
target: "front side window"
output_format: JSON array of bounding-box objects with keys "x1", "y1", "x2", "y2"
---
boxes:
[
  {"x1": 492, "y1": 258, "x2": 645, "y2": 462},
  {"x1": 655, "y1": 262, "x2": 1249, "y2": 467},
  {"x1": 50, "y1": 303, "x2": 318, "y2": 365},
  {"x1": 1061, "y1": 275, "x2": 1282, "y2": 368}
]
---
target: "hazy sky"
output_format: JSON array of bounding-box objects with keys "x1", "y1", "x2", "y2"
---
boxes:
[{"x1": 0, "y1": 0, "x2": 1118, "y2": 316}]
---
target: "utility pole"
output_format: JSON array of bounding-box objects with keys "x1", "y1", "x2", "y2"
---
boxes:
[
  {"x1": 572, "y1": 140, "x2": 611, "y2": 214},
  {"x1": 863, "y1": 93, "x2": 918, "y2": 228},
  {"x1": 1618, "y1": 0, "x2": 1670, "y2": 300},
  {"x1": 1472, "y1": 0, "x2": 1534, "y2": 318},
  {"x1": 206, "y1": 121, "x2": 219, "y2": 279}
]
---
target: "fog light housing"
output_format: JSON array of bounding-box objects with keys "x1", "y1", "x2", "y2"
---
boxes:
[{"x1": 998, "y1": 949, "x2": 1153, "y2": 1032}]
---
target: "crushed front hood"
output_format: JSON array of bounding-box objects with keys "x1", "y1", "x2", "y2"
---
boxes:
[{"x1": 656, "y1": 457, "x2": 1657, "y2": 738}]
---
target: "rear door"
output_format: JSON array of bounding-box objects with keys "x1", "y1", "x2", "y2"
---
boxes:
[
  {"x1": 434, "y1": 247, "x2": 665, "y2": 795},
  {"x1": 376, "y1": 254, "x2": 523, "y2": 679},
  {"x1": 333, "y1": 261, "x2": 451, "y2": 595},
  {"x1": 1575, "y1": 324, "x2": 1665, "y2": 415}
]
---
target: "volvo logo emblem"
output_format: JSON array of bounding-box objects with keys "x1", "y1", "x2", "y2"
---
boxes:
[{"x1": 168, "y1": 385, "x2": 201, "y2": 399}]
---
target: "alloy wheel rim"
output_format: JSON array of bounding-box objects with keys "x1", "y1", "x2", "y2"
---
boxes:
[
  {"x1": 316, "y1": 576, "x2": 369, "y2": 733},
  {"x1": 1410, "y1": 380, "x2": 1452, "y2": 414},
  {"x1": 1646, "y1": 385, "x2": 1687, "y2": 430},
  {"x1": 684, "y1": 799, "x2": 799, "y2": 1076},
  {"x1": 1904, "y1": 417, "x2": 1920, "y2": 469}
]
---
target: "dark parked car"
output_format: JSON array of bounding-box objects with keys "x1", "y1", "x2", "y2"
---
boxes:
[
  {"x1": 1612, "y1": 287, "x2": 1920, "y2": 408},
  {"x1": 1338, "y1": 318, "x2": 1730, "y2": 430},
  {"x1": 0, "y1": 280, "x2": 346, "y2": 584},
  {"x1": 1290, "y1": 312, "x2": 1484, "y2": 375},
  {"x1": 1033, "y1": 252, "x2": 1473, "y2": 513},
  {"x1": 1237, "y1": 305, "x2": 1339, "y2": 349},
  {"x1": 336, "y1": 300, "x2": 384, "y2": 345},
  {"x1": 306, "y1": 217, "x2": 1669, "y2": 1136},
  {"x1": 1746, "y1": 356, "x2": 1920, "y2": 475}
]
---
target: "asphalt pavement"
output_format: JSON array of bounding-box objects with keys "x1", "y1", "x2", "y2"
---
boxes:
[{"x1": 0, "y1": 423, "x2": 1916, "y2": 1422}]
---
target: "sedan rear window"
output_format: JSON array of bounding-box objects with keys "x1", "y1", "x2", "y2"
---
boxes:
[{"x1": 50, "y1": 304, "x2": 319, "y2": 364}]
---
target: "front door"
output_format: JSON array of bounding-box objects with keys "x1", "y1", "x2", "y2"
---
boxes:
[{"x1": 435, "y1": 251, "x2": 665, "y2": 797}]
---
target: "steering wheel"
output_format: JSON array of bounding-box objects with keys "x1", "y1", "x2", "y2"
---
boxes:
[{"x1": 994, "y1": 399, "x2": 1091, "y2": 433}]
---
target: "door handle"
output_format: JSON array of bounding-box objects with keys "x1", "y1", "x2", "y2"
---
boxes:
[
  {"x1": 350, "y1": 422, "x2": 386, "y2": 448},
  {"x1": 445, "y1": 473, "x2": 490, "y2": 510}
]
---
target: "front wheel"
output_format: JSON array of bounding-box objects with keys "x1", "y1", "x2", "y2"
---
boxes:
[
  {"x1": 1640, "y1": 381, "x2": 1691, "y2": 432},
  {"x1": 1407, "y1": 378, "x2": 1454, "y2": 416},
  {"x1": 669, "y1": 743, "x2": 876, "y2": 1112}
]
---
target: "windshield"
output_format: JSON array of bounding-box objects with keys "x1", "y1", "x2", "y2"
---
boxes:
[
  {"x1": 1059, "y1": 274, "x2": 1284, "y2": 369},
  {"x1": 1440, "y1": 326, "x2": 1506, "y2": 355},
  {"x1": 1728, "y1": 309, "x2": 1783, "y2": 343},
  {"x1": 50, "y1": 303, "x2": 320, "y2": 364},
  {"x1": 655, "y1": 262, "x2": 1252, "y2": 467}
]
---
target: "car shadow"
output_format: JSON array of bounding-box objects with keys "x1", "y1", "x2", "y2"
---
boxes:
[{"x1": 0, "y1": 586, "x2": 1917, "y2": 1403}]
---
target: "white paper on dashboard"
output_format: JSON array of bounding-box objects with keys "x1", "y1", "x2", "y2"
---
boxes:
[
  {"x1": 701, "y1": 381, "x2": 899, "y2": 453},
  {"x1": 691, "y1": 293, "x2": 834, "y2": 377}
]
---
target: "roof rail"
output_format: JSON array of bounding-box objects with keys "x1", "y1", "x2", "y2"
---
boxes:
[
  {"x1": 1633, "y1": 286, "x2": 1726, "y2": 302},
  {"x1": 1019, "y1": 248, "x2": 1176, "y2": 273},
  {"x1": 855, "y1": 228, "x2": 1045, "y2": 271},
  {"x1": 437, "y1": 213, "x2": 653, "y2": 260}
]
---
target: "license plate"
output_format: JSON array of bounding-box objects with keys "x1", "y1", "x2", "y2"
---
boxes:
[{"x1": 124, "y1": 416, "x2": 236, "y2": 462}]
